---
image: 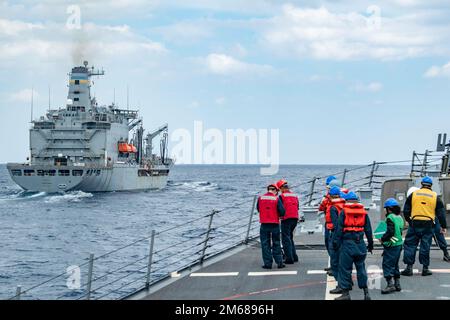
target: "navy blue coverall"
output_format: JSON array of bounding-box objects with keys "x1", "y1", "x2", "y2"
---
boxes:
[
  {"x1": 402, "y1": 192, "x2": 447, "y2": 268},
  {"x1": 380, "y1": 218, "x2": 402, "y2": 279},
  {"x1": 328, "y1": 205, "x2": 341, "y2": 280},
  {"x1": 333, "y1": 212, "x2": 374, "y2": 290}
]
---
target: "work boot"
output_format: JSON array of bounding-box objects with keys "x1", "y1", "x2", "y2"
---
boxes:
[
  {"x1": 443, "y1": 250, "x2": 450, "y2": 262},
  {"x1": 284, "y1": 259, "x2": 294, "y2": 264},
  {"x1": 401, "y1": 265, "x2": 413, "y2": 276},
  {"x1": 335, "y1": 290, "x2": 351, "y2": 300},
  {"x1": 262, "y1": 265, "x2": 272, "y2": 270},
  {"x1": 381, "y1": 278, "x2": 396, "y2": 295},
  {"x1": 394, "y1": 278, "x2": 401, "y2": 292},
  {"x1": 329, "y1": 287, "x2": 343, "y2": 294},
  {"x1": 327, "y1": 270, "x2": 333, "y2": 277},
  {"x1": 277, "y1": 263, "x2": 286, "y2": 269},
  {"x1": 363, "y1": 288, "x2": 371, "y2": 300},
  {"x1": 324, "y1": 267, "x2": 331, "y2": 272},
  {"x1": 422, "y1": 267, "x2": 432, "y2": 276}
]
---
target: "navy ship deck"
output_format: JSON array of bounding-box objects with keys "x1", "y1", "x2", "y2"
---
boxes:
[{"x1": 130, "y1": 206, "x2": 450, "y2": 301}]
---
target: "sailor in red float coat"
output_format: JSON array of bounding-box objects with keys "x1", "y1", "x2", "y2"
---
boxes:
[
  {"x1": 276, "y1": 180, "x2": 299, "y2": 264},
  {"x1": 256, "y1": 184, "x2": 285, "y2": 269}
]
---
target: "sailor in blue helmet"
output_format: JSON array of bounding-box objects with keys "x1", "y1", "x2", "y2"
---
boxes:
[
  {"x1": 407, "y1": 186, "x2": 450, "y2": 262},
  {"x1": 332, "y1": 191, "x2": 374, "y2": 300},
  {"x1": 326, "y1": 186, "x2": 346, "y2": 293},
  {"x1": 379, "y1": 198, "x2": 404, "y2": 294},
  {"x1": 401, "y1": 176, "x2": 447, "y2": 276},
  {"x1": 318, "y1": 176, "x2": 338, "y2": 272}
]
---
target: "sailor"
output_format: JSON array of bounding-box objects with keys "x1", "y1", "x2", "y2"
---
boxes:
[
  {"x1": 401, "y1": 177, "x2": 447, "y2": 276},
  {"x1": 257, "y1": 183, "x2": 286, "y2": 269},
  {"x1": 318, "y1": 176, "x2": 338, "y2": 272},
  {"x1": 326, "y1": 186, "x2": 346, "y2": 292},
  {"x1": 277, "y1": 179, "x2": 300, "y2": 264},
  {"x1": 407, "y1": 187, "x2": 450, "y2": 262},
  {"x1": 332, "y1": 191, "x2": 374, "y2": 300},
  {"x1": 379, "y1": 198, "x2": 404, "y2": 294}
]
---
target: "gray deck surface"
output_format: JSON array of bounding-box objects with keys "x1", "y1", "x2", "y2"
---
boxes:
[
  {"x1": 142, "y1": 241, "x2": 450, "y2": 300},
  {"x1": 139, "y1": 207, "x2": 450, "y2": 300}
]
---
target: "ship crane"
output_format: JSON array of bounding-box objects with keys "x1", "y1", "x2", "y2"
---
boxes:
[{"x1": 144, "y1": 123, "x2": 168, "y2": 157}]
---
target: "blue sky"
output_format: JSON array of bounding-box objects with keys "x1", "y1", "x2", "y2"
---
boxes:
[{"x1": 1, "y1": 0, "x2": 450, "y2": 164}]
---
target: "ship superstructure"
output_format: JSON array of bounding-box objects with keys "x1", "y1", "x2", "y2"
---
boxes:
[{"x1": 7, "y1": 61, "x2": 173, "y2": 192}]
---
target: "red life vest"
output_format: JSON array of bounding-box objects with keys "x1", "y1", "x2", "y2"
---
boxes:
[
  {"x1": 258, "y1": 193, "x2": 280, "y2": 224},
  {"x1": 343, "y1": 203, "x2": 367, "y2": 232},
  {"x1": 319, "y1": 193, "x2": 331, "y2": 212},
  {"x1": 280, "y1": 191, "x2": 299, "y2": 220},
  {"x1": 325, "y1": 198, "x2": 346, "y2": 230}
]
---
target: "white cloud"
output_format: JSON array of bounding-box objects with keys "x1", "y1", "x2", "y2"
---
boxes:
[
  {"x1": 350, "y1": 82, "x2": 383, "y2": 92},
  {"x1": 10, "y1": 89, "x2": 40, "y2": 103},
  {"x1": 262, "y1": 4, "x2": 450, "y2": 61},
  {"x1": 424, "y1": 62, "x2": 450, "y2": 78},
  {"x1": 0, "y1": 19, "x2": 167, "y2": 66},
  {"x1": 154, "y1": 21, "x2": 212, "y2": 44},
  {"x1": 205, "y1": 53, "x2": 273, "y2": 75}
]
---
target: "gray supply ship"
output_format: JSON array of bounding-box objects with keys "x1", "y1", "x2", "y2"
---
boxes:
[{"x1": 7, "y1": 61, "x2": 173, "y2": 193}]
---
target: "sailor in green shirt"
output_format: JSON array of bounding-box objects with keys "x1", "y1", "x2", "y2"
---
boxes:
[{"x1": 379, "y1": 198, "x2": 404, "y2": 294}]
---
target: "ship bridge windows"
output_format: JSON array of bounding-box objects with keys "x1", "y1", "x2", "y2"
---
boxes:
[
  {"x1": 24, "y1": 169, "x2": 35, "y2": 176},
  {"x1": 58, "y1": 169, "x2": 70, "y2": 176},
  {"x1": 11, "y1": 169, "x2": 22, "y2": 176},
  {"x1": 82, "y1": 122, "x2": 110, "y2": 129},
  {"x1": 72, "y1": 170, "x2": 83, "y2": 176},
  {"x1": 34, "y1": 122, "x2": 55, "y2": 129},
  {"x1": 75, "y1": 80, "x2": 80, "y2": 85},
  {"x1": 73, "y1": 98, "x2": 79, "y2": 102}
]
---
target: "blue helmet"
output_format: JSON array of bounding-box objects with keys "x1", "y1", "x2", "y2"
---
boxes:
[
  {"x1": 329, "y1": 179, "x2": 342, "y2": 188},
  {"x1": 421, "y1": 176, "x2": 433, "y2": 185},
  {"x1": 326, "y1": 176, "x2": 337, "y2": 186},
  {"x1": 344, "y1": 191, "x2": 359, "y2": 201},
  {"x1": 384, "y1": 198, "x2": 399, "y2": 208},
  {"x1": 329, "y1": 186, "x2": 341, "y2": 196}
]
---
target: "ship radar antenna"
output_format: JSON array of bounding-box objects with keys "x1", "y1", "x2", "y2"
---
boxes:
[
  {"x1": 48, "y1": 85, "x2": 51, "y2": 112},
  {"x1": 127, "y1": 85, "x2": 129, "y2": 111},
  {"x1": 30, "y1": 86, "x2": 34, "y2": 122}
]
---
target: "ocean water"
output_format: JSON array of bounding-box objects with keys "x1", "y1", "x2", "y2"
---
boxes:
[{"x1": 0, "y1": 163, "x2": 409, "y2": 300}]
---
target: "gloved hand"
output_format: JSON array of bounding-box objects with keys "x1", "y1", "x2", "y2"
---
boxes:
[{"x1": 367, "y1": 243, "x2": 374, "y2": 254}]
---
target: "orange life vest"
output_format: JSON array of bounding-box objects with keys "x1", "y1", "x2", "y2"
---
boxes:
[
  {"x1": 343, "y1": 202, "x2": 367, "y2": 232},
  {"x1": 325, "y1": 198, "x2": 346, "y2": 230}
]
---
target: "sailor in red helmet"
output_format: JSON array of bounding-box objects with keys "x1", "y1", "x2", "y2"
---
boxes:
[
  {"x1": 257, "y1": 183, "x2": 286, "y2": 269},
  {"x1": 277, "y1": 179, "x2": 300, "y2": 264},
  {"x1": 332, "y1": 191, "x2": 374, "y2": 300}
]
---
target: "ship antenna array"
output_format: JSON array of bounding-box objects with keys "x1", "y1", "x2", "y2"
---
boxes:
[
  {"x1": 30, "y1": 87, "x2": 34, "y2": 122},
  {"x1": 48, "y1": 85, "x2": 51, "y2": 111},
  {"x1": 127, "y1": 85, "x2": 129, "y2": 110}
]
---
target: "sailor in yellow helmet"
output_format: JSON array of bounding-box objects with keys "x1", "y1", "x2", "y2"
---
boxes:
[{"x1": 401, "y1": 176, "x2": 447, "y2": 276}]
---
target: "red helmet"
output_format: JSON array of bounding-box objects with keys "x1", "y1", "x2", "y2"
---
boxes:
[
  {"x1": 276, "y1": 179, "x2": 288, "y2": 189},
  {"x1": 267, "y1": 183, "x2": 279, "y2": 191},
  {"x1": 341, "y1": 188, "x2": 349, "y2": 194}
]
